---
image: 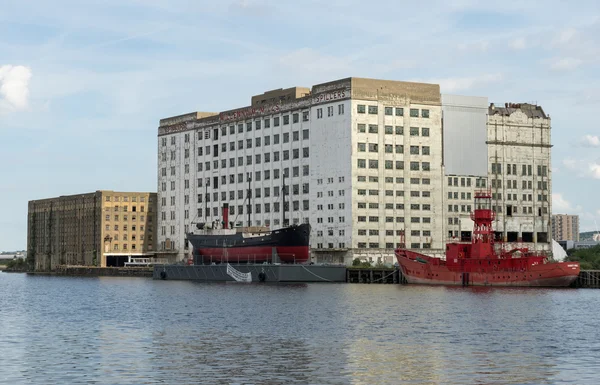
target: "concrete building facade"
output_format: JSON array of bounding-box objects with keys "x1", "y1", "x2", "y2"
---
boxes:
[
  {"x1": 442, "y1": 101, "x2": 553, "y2": 251},
  {"x1": 157, "y1": 77, "x2": 444, "y2": 265},
  {"x1": 487, "y1": 103, "x2": 552, "y2": 247},
  {"x1": 27, "y1": 191, "x2": 157, "y2": 270},
  {"x1": 552, "y1": 214, "x2": 580, "y2": 242}
]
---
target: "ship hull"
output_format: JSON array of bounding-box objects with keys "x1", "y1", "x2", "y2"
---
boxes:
[
  {"x1": 396, "y1": 251, "x2": 580, "y2": 287},
  {"x1": 187, "y1": 224, "x2": 310, "y2": 264}
]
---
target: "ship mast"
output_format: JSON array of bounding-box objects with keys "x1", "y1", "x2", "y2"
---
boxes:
[
  {"x1": 247, "y1": 175, "x2": 252, "y2": 228},
  {"x1": 282, "y1": 173, "x2": 286, "y2": 227}
]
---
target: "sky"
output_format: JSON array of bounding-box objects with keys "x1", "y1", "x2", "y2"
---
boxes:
[{"x1": 1, "y1": 0, "x2": 599, "y2": 250}]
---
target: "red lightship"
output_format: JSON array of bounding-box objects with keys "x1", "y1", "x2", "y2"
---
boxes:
[{"x1": 395, "y1": 190, "x2": 579, "y2": 287}]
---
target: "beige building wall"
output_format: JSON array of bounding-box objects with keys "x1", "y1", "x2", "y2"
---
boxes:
[
  {"x1": 552, "y1": 214, "x2": 579, "y2": 242},
  {"x1": 99, "y1": 191, "x2": 157, "y2": 267},
  {"x1": 27, "y1": 191, "x2": 157, "y2": 271}
]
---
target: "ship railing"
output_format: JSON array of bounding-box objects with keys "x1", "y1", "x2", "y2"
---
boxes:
[{"x1": 197, "y1": 253, "x2": 302, "y2": 265}]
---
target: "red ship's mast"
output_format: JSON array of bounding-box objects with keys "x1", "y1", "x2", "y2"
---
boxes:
[{"x1": 469, "y1": 189, "x2": 497, "y2": 258}]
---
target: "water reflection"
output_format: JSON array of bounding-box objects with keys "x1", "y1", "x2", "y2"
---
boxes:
[{"x1": 1, "y1": 273, "x2": 599, "y2": 384}]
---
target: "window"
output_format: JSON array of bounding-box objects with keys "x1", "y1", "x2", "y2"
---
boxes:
[
  {"x1": 385, "y1": 144, "x2": 393, "y2": 153},
  {"x1": 357, "y1": 104, "x2": 366, "y2": 113},
  {"x1": 338, "y1": 104, "x2": 344, "y2": 115},
  {"x1": 422, "y1": 109, "x2": 429, "y2": 118},
  {"x1": 395, "y1": 145, "x2": 404, "y2": 154},
  {"x1": 358, "y1": 143, "x2": 366, "y2": 152},
  {"x1": 422, "y1": 127, "x2": 430, "y2": 137},
  {"x1": 274, "y1": 117, "x2": 280, "y2": 126},
  {"x1": 327, "y1": 106, "x2": 333, "y2": 117},
  {"x1": 368, "y1": 105, "x2": 378, "y2": 114},
  {"x1": 283, "y1": 115, "x2": 289, "y2": 125},
  {"x1": 369, "y1": 143, "x2": 378, "y2": 152},
  {"x1": 410, "y1": 108, "x2": 419, "y2": 117},
  {"x1": 395, "y1": 161, "x2": 404, "y2": 170},
  {"x1": 410, "y1": 145, "x2": 419, "y2": 155},
  {"x1": 357, "y1": 124, "x2": 366, "y2": 133},
  {"x1": 303, "y1": 111, "x2": 309, "y2": 121},
  {"x1": 283, "y1": 133, "x2": 289, "y2": 143},
  {"x1": 358, "y1": 159, "x2": 366, "y2": 168},
  {"x1": 293, "y1": 113, "x2": 299, "y2": 123},
  {"x1": 410, "y1": 127, "x2": 419, "y2": 136},
  {"x1": 368, "y1": 124, "x2": 378, "y2": 134},
  {"x1": 369, "y1": 160, "x2": 379, "y2": 169},
  {"x1": 384, "y1": 106, "x2": 393, "y2": 115},
  {"x1": 385, "y1": 125, "x2": 393, "y2": 134},
  {"x1": 396, "y1": 107, "x2": 404, "y2": 116},
  {"x1": 422, "y1": 146, "x2": 430, "y2": 155}
]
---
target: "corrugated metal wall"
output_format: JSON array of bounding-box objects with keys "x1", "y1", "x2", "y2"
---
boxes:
[{"x1": 442, "y1": 94, "x2": 488, "y2": 176}]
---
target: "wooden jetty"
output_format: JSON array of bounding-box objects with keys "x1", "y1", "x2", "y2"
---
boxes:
[
  {"x1": 346, "y1": 267, "x2": 407, "y2": 284},
  {"x1": 572, "y1": 270, "x2": 600, "y2": 289}
]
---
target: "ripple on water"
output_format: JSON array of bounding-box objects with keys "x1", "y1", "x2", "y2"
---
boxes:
[{"x1": 1, "y1": 274, "x2": 600, "y2": 384}]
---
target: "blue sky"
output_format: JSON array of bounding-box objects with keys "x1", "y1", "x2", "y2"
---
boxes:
[{"x1": 1, "y1": 0, "x2": 599, "y2": 250}]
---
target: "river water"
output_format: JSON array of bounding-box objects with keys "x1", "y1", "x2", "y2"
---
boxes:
[{"x1": 1, "y1": 272, "x2": 599, "y2": 385}]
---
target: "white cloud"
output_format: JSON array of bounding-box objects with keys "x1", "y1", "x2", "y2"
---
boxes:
[
  {"x1": 552, "y1": 193, "x2": 574, "y2": 213},
  {"x1": 423, "y1": 73, "x2": 502, "y2": 93},
  {"x1": 458, "y1": 40, "x2": 489, "y2": 52},
  {"x1": 509, "y1": 37, "x2": 526, "y2": 50},
  {"x1": 582, "y1": 135, "x2": 600, "y2": 147},
  {"x1": 554, "y1": 28, "x2": 578, "y2": 45},
  {"x1": 562, "y1": 157, "x2": 578, "y2": 169},
  {"x1": 0, "y1": 65, "x2": 32, "y2": 110},
  {"x1": 590, "y1": 162, "x2": 600, "y2": 179},
  {"x1": 550, "y1": 57, "x2": 582, "y2": 71}
]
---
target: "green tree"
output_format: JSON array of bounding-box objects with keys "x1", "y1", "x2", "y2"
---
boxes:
[{"x1": 566, "y1": 245, "x2": 600, "y2": 270}]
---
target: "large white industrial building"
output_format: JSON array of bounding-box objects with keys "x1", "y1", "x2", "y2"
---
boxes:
[{"x1": 157, "y1": 77, "x2": 553, "y2": 265}]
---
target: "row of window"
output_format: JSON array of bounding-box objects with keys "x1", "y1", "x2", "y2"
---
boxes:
[
  {"x1": 357, "y1": 159, "x2": 431, "y2": 171},
  {"x1": 448, "y1": 192, "x2": 473, "y2": 200},
  {"x1": 492, "y1": 163, "x2": 548, "y2": 177},
  {"x1": 316, "y1": 177, "x2": 345, "y2": 185},
  {"x1": 356, "y1": 242, "x2": 431, "y2": 249},
  {"x1": 104, "y1": 215, "x2": 148, "y2": 222},
  {"x1": 491, "y1": 179, "x2": 549, "y2": 190},
  {"x1": 357, "y1": 216, "x2": 431, "y2": 223},
  {"x1": 104, "y1": 205, "x2": 145, "y2": 213},
  {"x1": 194, "y1": 130, "x2": 310, "y2": 157},
  {"x1": 103, "y1": 233, "x2": 146, "y2": 241},
  {"x1": 356, "y1": 229, "x2": 432, "y2": 237},
  {"x1": 103, "y1": 223, "x2": 146, "y2": 231},
  {"x1": 448, "y1": 205, "x2": 472, "y2": 213},
  {"x1": 357, "y1": 176, "x2": 407, "y2": 184},
  {"x1": 357, "y1": 143, "x2": 431, "y2": 155},
  {"x1": 357, "y1": 188, "x2": 431, "y2": 197},
  {"x1": 357, "y1": 125, "x2": 430, "y2": 136},
  {"x1": 357, "y1": 105, "x2": 430, "y2": 118},
  {"x1": 105, "y1": 196, "x2": 147, "y2": 202},
  {"x1": 192, "y1": 200, "x2": 311, "y2": 217},
  {"x1": 447, "y1": 176, "x2": 487, "y2": 188},
  {"x1": 316, "y1": 104, "x2": 345, "y2": 118},
  {"x1": 111, "y1": 243, "x2": 146, "y2": 251},
  {"x1": 356, "y1": 203, "x2": 431, "y2": 210}
]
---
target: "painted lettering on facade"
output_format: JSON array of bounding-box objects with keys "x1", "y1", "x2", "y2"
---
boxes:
[
  {"x1": 312, "y1": 90, "x2": 347, "y2": 104},
  {"x1": 220, "y1": 105, "x2": 281, "y2": 122}
]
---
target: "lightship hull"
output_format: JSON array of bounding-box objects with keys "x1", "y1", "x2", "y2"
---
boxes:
[
  {"x1": 396, "y1": 250, "x2": 580, "y2": 287},
  {"x1": 187, "y1": 223, "x2": 310, "y2": 264}
]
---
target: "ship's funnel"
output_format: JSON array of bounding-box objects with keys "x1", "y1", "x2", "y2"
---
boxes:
[{"x1": 222, "y1": 203, "x2": 229, "y2": 229}]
